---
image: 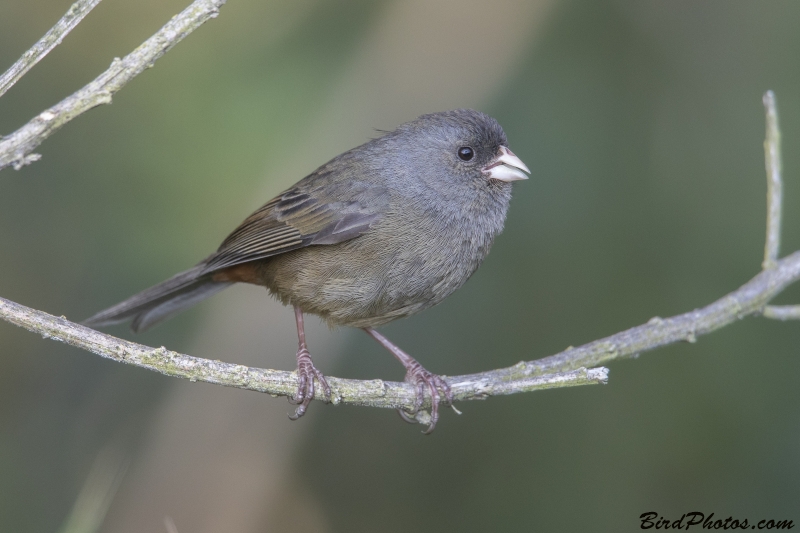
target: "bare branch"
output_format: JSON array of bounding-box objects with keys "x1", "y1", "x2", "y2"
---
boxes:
[
  {"x1": 3, "y1": 252, "x2": 800, "y2": 411},
  {"x1": 0, "y1": 297, "x2": 608, "y2": 411},
  {"x1": 0, "y1": 0, "x2": 103, "y2": 99},
  {"x1": 510, "y1": 250, "x2": 800, "y2": 377},
  {"x1": 763, "y1": 90, "x2": 782, "y2": 270},
  {"x1": 0, "y1": 0, "x2": 226, "y2": 172}
]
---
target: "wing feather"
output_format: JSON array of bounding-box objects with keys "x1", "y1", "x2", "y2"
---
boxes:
[{"x1": 201, "y1": 180, "x2": 388, "y2": 273}]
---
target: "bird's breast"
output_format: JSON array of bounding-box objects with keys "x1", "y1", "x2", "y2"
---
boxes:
[{"x1": 261, "y1": 186, "x2": 510, "y2": 328}]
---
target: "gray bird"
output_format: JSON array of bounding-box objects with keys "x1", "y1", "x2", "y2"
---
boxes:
[{"x1": 84, "y1": 109, "x2": 529, "y2": 432}]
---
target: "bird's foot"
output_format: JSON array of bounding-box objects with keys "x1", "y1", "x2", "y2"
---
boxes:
[
  {"x1": 288, "y1": 346, "x2": 330, "y2": 420},
  {"x1": 401, "y1": 361, "x2": 453, "y2": 434}
]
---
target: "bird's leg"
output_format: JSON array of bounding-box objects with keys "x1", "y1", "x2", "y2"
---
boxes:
[
  {"x1": 362, "y1": 327, "x2": 453, "y2": 433},
  {"x1": 287, "y1": 306, "x2": 331, "y2": 420}
]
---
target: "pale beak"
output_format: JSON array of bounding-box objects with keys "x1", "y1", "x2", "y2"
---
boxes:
[{"x1": 482, "y1": 146, "x2": 530, "y2": 182}]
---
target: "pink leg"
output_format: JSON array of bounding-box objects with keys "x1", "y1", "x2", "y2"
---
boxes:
[
  {"x1": 363, "y1": 327, "x2": 453, "y2": 434},
  {"x1": 287, "y1": 306, "x2": 330, "y2": 420}
]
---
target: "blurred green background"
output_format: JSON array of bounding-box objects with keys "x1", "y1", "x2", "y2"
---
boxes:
[{"x1": 2, "y1": 0, "x2": 800, "y2": 531}]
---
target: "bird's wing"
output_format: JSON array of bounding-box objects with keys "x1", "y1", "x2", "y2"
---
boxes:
[{"x1": 201, "y1": 182, "x2": 387, "y2": 273}]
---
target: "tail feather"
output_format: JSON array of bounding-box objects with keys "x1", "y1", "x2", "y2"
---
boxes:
[{"x1": 83, "y1": 265, "x2": 232, "y2": 333}]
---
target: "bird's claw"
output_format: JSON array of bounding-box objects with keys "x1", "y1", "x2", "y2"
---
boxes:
[
  {"x1": 288, "y1": 346, "x2": 330, "y2": 420},
  {"x1": 399, "y1": 363, "x2": 453, "y2": 434},
  {"x1": 397, "y1": 409, "x2": 418, "y2": 424}
]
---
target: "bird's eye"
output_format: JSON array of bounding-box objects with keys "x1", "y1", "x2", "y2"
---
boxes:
[{"x1": 457, "y1": 147, "x2": 474, "y2": 161}]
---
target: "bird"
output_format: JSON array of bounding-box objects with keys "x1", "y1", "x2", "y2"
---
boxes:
[{"x1": 84, "y1": 109, "x2": 529, "y2": 432}]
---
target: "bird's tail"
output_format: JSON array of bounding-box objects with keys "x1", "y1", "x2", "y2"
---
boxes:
[{"x1": 83, "y1": 264, "x2": 232, "y2": 333}]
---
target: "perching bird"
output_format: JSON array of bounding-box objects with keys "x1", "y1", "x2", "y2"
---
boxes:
[{"x1": 84, "y1": 109, "x2": 529, "y2": 432}]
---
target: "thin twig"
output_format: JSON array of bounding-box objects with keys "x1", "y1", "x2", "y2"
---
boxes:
[
  {"x1": 760, "y1": 90, "x2": 796, "y2": 322},
  {"x1": 762, "y1": 305, "x2": 800, "y2": 321},
  {"x1": 0, "y1": 0, "x2": 226, "y2": 172},
  {"x1": 0, "y1": 0, "x2": 103, "y2": 99},
  {"x1": 763, "y1": 90, "x2": 782, "y2": 270},
  {"x1": 0, "y1": 297, "x2": 608, "y2": 411}
]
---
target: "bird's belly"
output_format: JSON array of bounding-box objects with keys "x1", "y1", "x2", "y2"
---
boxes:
[{"x1": 259, "y1": 230, "x2": 488, "y2": 328}]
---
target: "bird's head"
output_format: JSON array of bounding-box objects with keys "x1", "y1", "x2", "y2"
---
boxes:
[{"x1": 388, "y1": 109, "x2": 529, "y2": 192}]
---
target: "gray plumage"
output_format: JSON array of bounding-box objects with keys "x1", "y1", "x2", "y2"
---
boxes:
[{"x1": 84, "y1": 109, "x2": 518, "y2": 333}]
